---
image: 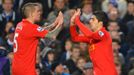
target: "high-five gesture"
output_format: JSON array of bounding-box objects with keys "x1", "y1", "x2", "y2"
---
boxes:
[
  {"x1": 43, "y1": 11, "x2": 63, "y2": 32},
  {"x1": 51, "y1": 11, "x2": 63, "y2": 32},
  {"x1": 70, "y1": 9, "x2": 81, "y2": 26}
]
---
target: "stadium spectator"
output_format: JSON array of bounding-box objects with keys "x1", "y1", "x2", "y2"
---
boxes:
[
  {"x1": 47, "y1": 0, "x2": 70, "y2": 28},
  {"x1": 80, "y1": 1, "x2": 93, "y2": 24},
  {"x1": 72, "y1": 56, "x2": 86, "y2": 75},
  {"x1": 107, "y1": 21, "x2": 126, "y2": 41},
  {"x1": 63, "y1": 45, "x2": 80, "y2": 74},
  {"x1": 0, "y1": 42, "x2": 10, "y2": 75},
  {"x1": 0, "y1": 0, "x2": 2, "y2": 11},
  {"x1": 83, "y1": 62, "x2": 93, "y2": 75},
  {"x1": 102, "y1": 0, "x2": 127, "y2": 18},
  {"x1": 13, "y1": 0, "x2": 40, "y2": 12},
  {"x1": 129, "y1": 69, "x2": 134, "y2": 75},
  {"x1": 110, "y1": 31, "x2": 121, "y2": 42},
  {"x1": 53, "y1": 64, "x2": 70, "y2": 75},
  {"x1": 122, "y1": 1, "x2": 134, "y2": 23},
  {"x1": 112, "y1": 39, "x2": 125, "y2": 65},
  {"x1": 0, "y1": 0, "x2": 21, "y2": 37},
  {"x1": 107, "y1": 21, "x2": 120, "y2": 32},
  {"x1": 68, "y1": 0, "x2": 82, "y2": 9},
  {"x1": 125, "y1": 43, "x2": 134, "y2": 74},
  {"x1": 4, "y1": 21, "x2": 14, "y2": 36},
  {"x1": 4, "y1": 27, "x2": 15, "y2": 52},
  {"x1": 79, "y1": 42, "x2": 89, "y2": 61},
  {"x1": 107, "y1": 7, "x2": 120, "y2": 22},
  {"x1": 40, "y1": 0, "x2": 54, "y2": 19},
  {"x1": 60, "y1": 39, "x2": 72, "y2": 62},
  {"x1": 42, "y1": 50, "x2": 56, "y2": 75},
  {"x1": 114, "y1": 58, "x2": 122, "y2": 75}
]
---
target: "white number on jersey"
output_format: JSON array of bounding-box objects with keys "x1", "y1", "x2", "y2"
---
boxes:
[{"x1": 14, "y1": 33, "x2": 19, "y2": 53}]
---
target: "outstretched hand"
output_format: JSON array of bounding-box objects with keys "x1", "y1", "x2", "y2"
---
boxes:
[
  {"x1": 50, "y1": 11, "x2": 63, "y2": 32},
  {"x1": 54, "y1": 11, "x2": 63, "y2": 26},
  {"x1": 70, "y1": 9, "x2": 81, "y2": 26}
]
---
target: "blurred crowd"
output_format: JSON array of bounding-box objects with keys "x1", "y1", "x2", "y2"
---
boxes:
[{"x1": 0, "y1": 0, "x2": 134, "y2": 75}]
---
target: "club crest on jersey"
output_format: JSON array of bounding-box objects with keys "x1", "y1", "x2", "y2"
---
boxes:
[
  {"x1": 98, "y1": 31, "x2": 104, "y2": 37},
  {"x1": 37, "y1": 27, "x2": 44, "y2": 32},
  {"x1": 16, "y1": 25, "x2": 22, "y2": 30}
]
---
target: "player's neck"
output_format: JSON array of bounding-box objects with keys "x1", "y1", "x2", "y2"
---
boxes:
[{"x1": 26, "y1": 18, "x2": 35, "y2": 24}]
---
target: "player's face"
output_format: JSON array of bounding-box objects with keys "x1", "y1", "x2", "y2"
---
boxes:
[
  {"x1": 89, "y1": 15, "x2": 99, "y2": 31},
  {"x1": 32, "y1": 6, "x2": 42, "y2": 22}
]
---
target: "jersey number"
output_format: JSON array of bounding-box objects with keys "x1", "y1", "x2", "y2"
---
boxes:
[{"x1": 14, "y1": 33, "x2": 19, "y2": 53}]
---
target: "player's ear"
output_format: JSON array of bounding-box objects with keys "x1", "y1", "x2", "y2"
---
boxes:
[
  {"x1": 99, "y1": 21, "x2": 103, "y2": 25},
  {"x1": 98, "y1": 21, "x2": 103, "y2": 28}
]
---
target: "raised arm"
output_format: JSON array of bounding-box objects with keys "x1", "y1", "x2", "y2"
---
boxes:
[
  {"x1": 74, "y1": 9, "x2": 106, "y2": 41},
  {"x1": 70, "y1": 25, "x2": 90, "y2": 43},
  {"x1": 75, "y1": 16, "x2": 93, "y2": 37},
  {"x1": 43, "y1": 12, "x2": 63, "y2": 32},
  {"x1": 70, "y1": 10, "x2": 90, "y2": 43},
  {"x1": 43, "y1": 11, "x2": 63, "y2": 38}
]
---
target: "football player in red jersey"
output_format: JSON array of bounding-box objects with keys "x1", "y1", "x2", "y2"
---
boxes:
[
  {"x1": 12, "y1": 3, "x2": 63, "y2": 75},
  {"x1": 70, "y1": 9, "x2": 118, "y2": 75}
]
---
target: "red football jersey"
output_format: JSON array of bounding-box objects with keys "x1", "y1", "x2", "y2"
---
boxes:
[
  {"x1": 12, "y1": 19, "x2": 48, "y2": 75},
  {"x1": 70, "y1": 16, "x2": 118, "y2": 75}
]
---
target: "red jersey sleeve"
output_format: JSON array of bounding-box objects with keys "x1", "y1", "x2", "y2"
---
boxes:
[
  {"x1": 75, "y1": 16, "x2": 93, "y2": 37},
  {"x1": 70, "y1": 25, "x2": 90, "y2": 43},
  {"x1": 31, "y1": 25, "x2": 49, "y2": 38},
  {"x1": 75, "y1": 16, "x2": 106, "y2": 41},
  {"x1": 91, "y1": 28, "x2": 106, "y2": 41}
]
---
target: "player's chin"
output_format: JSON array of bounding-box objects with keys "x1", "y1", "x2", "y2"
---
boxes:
[{"x1": 35, "y1": 18, "x2": 41, "y2": 22}]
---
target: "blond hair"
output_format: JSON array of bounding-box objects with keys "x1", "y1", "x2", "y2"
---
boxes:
[{"x1": 22, "y1": 3, "x2": 42, "y2": 18}]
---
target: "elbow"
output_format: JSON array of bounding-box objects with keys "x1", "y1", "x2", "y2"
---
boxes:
[{"x1": 71, "y1": 37, "x2": 78, "y2": 42}]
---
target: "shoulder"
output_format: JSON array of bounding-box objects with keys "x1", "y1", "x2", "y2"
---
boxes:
[{"x1": 97, "y1": 27, "x2": 107, "y2": 37}]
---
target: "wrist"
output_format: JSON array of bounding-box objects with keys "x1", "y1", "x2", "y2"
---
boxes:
[{"x1": 70, "y1": 21, "x2": 75, "y2": 26}]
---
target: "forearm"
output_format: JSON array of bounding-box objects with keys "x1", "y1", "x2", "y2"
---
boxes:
[
  {"x1": 70, "y1": 25, "x2": 89, "y2": 43},
  {"x1": 43, "y1": 23, "x2": 56, "y2": 31},
  {"x1": 75, "y1": 16, "x2": 93, "y2": 37},
  {"x1": 45, "y1": 24, "x2": 62, "y2": 38},
  {"x1": 70, "y1": 25, "x2": 79, "y2": 39},
  {"x1": 45, "y1": 25, "x2": 62, "y2": 38}
]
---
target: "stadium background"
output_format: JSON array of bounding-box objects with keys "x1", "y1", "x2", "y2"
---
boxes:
[{"x1": 0, "y1": 0, "x2": 134, "y2": 75}]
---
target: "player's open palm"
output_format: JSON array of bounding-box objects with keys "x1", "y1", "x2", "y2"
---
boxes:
[
  {"x1": 70, "y1": 9, "x2": 81, "y2": 25},
  {"x1": 57, "y1": 11, "x2": 64, "y2": 26},
  {"x1": 50, "y1": 12, "x2": 63, "y2": 32},
  {"x1": 54, "y1": 11, "x2": 63, "y2": 26}
]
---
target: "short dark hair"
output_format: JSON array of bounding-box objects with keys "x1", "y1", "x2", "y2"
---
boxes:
[
  {"x1": 108, "y1": 20, "x2": 118, "y2": 26},
  {"x1": 2, "y1": 0, "x2": 14, "y2": 4},
  {"x1": 127, "y1": 0, "x2": 134, "y2": 4},
  {"x1": 47, "y1": 50, "x2": 55, "y2": 55},
  {"x1": 81, "y1": 1, "x2": 92, "y2": 8},
  {"x1": 71, "y1": 44, "x2": 80, "y2": 52},
  {"x1": 93, "y1": 11, "x2": 109, "y2": 27}
]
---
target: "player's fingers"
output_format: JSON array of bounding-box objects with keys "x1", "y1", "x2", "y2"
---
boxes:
[
  {"x1": 76, "y1": 8, "x2": 81, "y2": 15},
  {"x1": 59, "y1": 11, "x2": 63, "y2": 17}
]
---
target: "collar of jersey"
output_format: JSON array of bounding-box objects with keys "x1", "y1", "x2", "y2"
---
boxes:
[{"x1": 22, "y1": 19, "x2": 33, "y2": 24}]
